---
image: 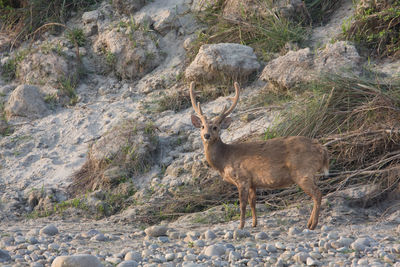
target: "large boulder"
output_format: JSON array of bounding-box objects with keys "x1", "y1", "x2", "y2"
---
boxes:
[
  {"x1": 4, "y1": 85, "x2": 48, "y2": 119},
  {"x1": 314, "y1": 41, "x2": 362, "y2": 74},
  {"x1": 185, "y1": 43, "x2": 260, "y2": 83},
  {"x1": 94, "y1": 29, "x2": 163, "y2": 80},
  {"x1": 260, "y1": 41, "x2": 362, "y2": 89},
  {"x1": 17, "y1": 51, "x2": 77, "y2": 87},
  {"x1": 260, "y1": 48, "x2": 314, "y2": 89}
]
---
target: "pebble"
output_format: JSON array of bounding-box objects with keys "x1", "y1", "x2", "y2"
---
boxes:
[{"x1": 255, "y1": 232, "x2": 268, "y2": 240}]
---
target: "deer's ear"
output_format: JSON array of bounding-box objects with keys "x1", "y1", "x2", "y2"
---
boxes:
[
  {"x1": 220, "y1": 117, "x2": 232, "y2": 129},
  {"x1": 191, "y1": 114, "x2": 202, "y2": 128}
]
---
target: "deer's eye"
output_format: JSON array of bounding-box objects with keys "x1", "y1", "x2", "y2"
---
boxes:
[
  {"x1": 201, "y1": 126, "x2": 204, "y2": 129},
  {"x1": 213, "y1": 126, "x2": 218, "y2": 131}
]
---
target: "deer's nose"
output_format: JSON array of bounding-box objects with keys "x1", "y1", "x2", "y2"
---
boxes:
[{"x1": 204, "y1": 133, "x2": 211, "y2": 140}]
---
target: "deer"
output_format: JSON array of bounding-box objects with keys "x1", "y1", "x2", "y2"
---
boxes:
[{"x1": 189, "y1": 82, "x2": 329, "y2": 230}]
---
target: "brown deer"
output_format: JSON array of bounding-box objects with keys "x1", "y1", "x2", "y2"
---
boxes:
[{"x1": 190, "y1": 82, "x2": 329, "y2": 229}]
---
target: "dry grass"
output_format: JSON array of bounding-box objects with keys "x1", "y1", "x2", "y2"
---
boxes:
[
  {"x1": 343, "y1": 0, "x2": 400, "y2": 58},
  {"x1": 262, "y1": 74, "x2": 400, "y2": 208},
  {"x1": 0, "y1": 0, "x2": 98, "y2": 47},
  {"x1": 68, "y1": 120, "x2": 158, "y2": 196},
  {"x1": 188, "y1": 0, "x2": 307, "y2": 62}
]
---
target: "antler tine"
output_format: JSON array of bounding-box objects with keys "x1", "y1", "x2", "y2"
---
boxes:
[
  {"x1": 189, "y1": 82, "x2": 201, "y2": 115},
  {"x1": 197, "y1": 101, "x2": 204, "y2": 116},
  {"x1": 216, "y1": 82, "x2": 240, "y2": 122}
]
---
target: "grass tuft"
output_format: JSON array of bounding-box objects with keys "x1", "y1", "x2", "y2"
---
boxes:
[{"x1": 343, "y1": 1, "x2": 400, "y2": 58}]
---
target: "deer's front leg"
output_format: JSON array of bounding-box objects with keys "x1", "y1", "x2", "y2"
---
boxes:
[
  {"x1": 248, "y1": 186, "x2": 257, "y2": 227},
  {"x1": 238, "y1": 185, "x2": 249, "y2": 229}
]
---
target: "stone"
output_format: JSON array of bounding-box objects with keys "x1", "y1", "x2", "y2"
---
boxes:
[
  {"x1": 260, "y1": 41, "x2": 361, "y2": 89},
  {"x1": 293, "y1": 252, "x2": 309, "y2": 264},
  {"x1": 185, "y1": 43, "x2": 260, "y2": 83},
  {"x1": 288, "y1": 226, "x2": 302, "y2": 236},
  {"x1": 93, "y1": 28, "x2": 163, "y2": 80},
  {"x1": 233, "y1": 229, "x2": 251, "y2": 239},
  {"x1": 0, "y1": 249, "x2": 11, "y2": 262},
  {"x1": 203, "y1": 230, "x2": 217, "y2": 240},
  {"x1": 0, "y1": 84, "x2": 16, "y2": 95},
  {"x1": 306, "y1": 257, "x2": 321, "y2": 266},
  {"x1": 17, "y1": 50, "x2": 76, "y2": 87},
  {"x1": 124, "y1": 251, "x2": 141, "y2": 262},
  {"x1": 255, "y1": 232, "x2": 268, "y2": 240},
  {"x1": 82, "y1": 10, "x2": 101, "y2": 24},
  {"x1": 51, "y1": 254, "x2": 103, "y2": 267},
  {"x1": 260, "y1": 48, "x2": 314, "y2": 89},
  {"x1": 203, "y1": 244, "x2": 226, "y2": 257},
  {"x1": 39, "y1": 224, "x2": 59, "y2": 236},
  {"x1": 314, "y1": 41, "x2": 361, "y2": 75},
  {"x1": 5, "y1": 85, "x2": 49, "y2": 120},
  {"x1": 144, "y1": 225, "x2": 168, "y2": 237},
  {"x1": 153, "y1": 9, "x2": 177, "y2": 35}
]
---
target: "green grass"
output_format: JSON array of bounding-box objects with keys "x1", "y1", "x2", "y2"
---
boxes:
[
  {"x1": 188, "y1": 0, "x2": 307, "y2": 62},
  {"x1": 0, "y1": 0, "x2": 99, "y2": 44},
  {"x1": 343, "y1": 1, "x2": 400, "y2": 58},
  {"x1": 66, "y1": 28, "x2": 86, "y2": 47},
  {"x1": 58, "y1": 76, "x2": 78, "y2": 105},
  {"x1": 1, "y1": 49, "x2": 29, "y2": 81}
]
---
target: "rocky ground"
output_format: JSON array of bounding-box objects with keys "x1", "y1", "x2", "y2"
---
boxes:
[{"x1": 0, "y1": 0, "x2": 400, "y2": 266}]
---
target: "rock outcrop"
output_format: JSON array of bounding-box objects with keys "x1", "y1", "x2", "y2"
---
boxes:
[
  {"x1": 185, "y1": 43, "x2": 260, "y2": 83},
  {"x1": 260, "y1": 41, "x2": 362, "y2": 89}
]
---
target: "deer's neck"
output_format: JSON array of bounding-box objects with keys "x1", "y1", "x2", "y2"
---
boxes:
[{"x1": 203, "y1": 138, "x2": 228, "y2": 173}]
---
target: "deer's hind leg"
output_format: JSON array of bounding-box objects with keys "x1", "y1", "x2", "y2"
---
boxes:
[
  {"x1": 297, "y1": 176, "x2": 322, "y2": 230},
  {"x1": 248, "y1": 186, "x2": 257, "y2": 227},
  {"x1": 237, "y1": 185, "x2": 249, "y2": 229}
]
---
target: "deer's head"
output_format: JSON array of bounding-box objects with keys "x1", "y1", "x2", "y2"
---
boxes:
[{"x1": 190, "y1": 82, "x2": 240, "y2": 144}]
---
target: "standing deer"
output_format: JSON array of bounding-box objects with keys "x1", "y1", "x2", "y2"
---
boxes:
[{"x1": 190, "y1": 82, "x2": 329, "y2": 229}]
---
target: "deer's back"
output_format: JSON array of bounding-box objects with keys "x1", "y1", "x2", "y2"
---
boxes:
[{"x1": 223, "y1": 136, "x2": 326, "y2": 189}]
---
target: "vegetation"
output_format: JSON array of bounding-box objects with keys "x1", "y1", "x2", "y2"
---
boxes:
[
  {"x1": 1, "y1": 49, "x2": 29, "y2": 81},
  {"x1": 263, "y1": 74, "x2": 400, "y2": 208},
  {"x1": 304, "y1": 0, "x2": 343, "y2": 25},
  {"x1": 68, "y1": 120, "x2": 158, "y2": 196},
  {"x1": 343, "y1": 0, "x2": 400, "y2": 58},
  {"x1": 0, "y1": 0, "x2": 98, "y2": 45},
  {"x1": 66, "y1": 28, "x2": 86, "y2": 47},
  {"x1": 188, "y1": 0, "x2": 307, "y2": 62}
]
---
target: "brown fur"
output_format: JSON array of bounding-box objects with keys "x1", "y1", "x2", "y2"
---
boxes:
[{"x1": 190, "y1": 82, "x2": 328, "y2": 229}]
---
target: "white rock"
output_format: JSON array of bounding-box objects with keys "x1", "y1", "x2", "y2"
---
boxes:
[
  {"x1": 51, "y1": 254, "x2": 103, "y2": 267},
  {"x1": 203, "y1": 244, "x2": 226, "y2": 257},
  {"x1": 145, "y1": 225, "x2": 167, "y2": 237},
  {"x1": 5, "y1": 84, "x2": 48, "y2": 120},
  {"x1": 39, "y1": 224, "x2": 59, "y2": 236},
  {"x1": 185, "y1": 43, "x2": 260, "y2": 83}
]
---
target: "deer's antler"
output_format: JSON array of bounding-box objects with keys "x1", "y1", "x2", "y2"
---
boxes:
[
  {"x1": 215, "y1": 82, "x2": 240, "y2": 123},
  {"x1": 190, "y1": 82, "x2": 207, "y2": 120}
]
